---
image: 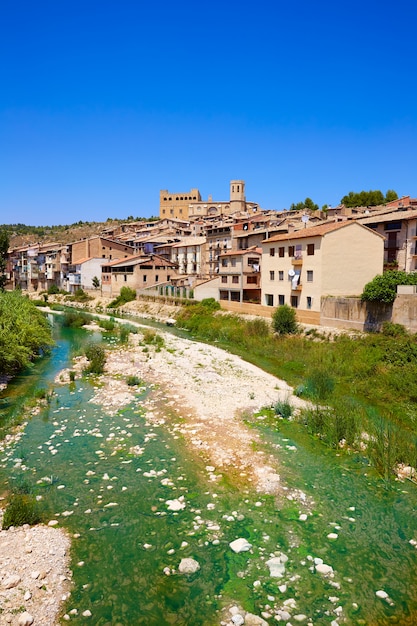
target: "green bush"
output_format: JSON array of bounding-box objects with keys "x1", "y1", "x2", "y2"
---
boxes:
[
  {"x1": 98, "y1": 317, "x2": 115, "y2": 331},
  {"x1": 272, "y1": 305, "x2": 298, "y2": 335},
  {"x1": 62, "y1": 311, "x2": 89, "y2": 328},
  {"x1": 85, "y1": 343, "x2": 106, "y2": 374},
  {"x1": 142, "y1": 329, "x2": 164, "y2": 349},
  {"x1": 361, "y1": 270, "x2": 417, "y2": 304},
  {"x1": 3, "y1": 494, "x2": 43, "y2": 529},
  {"x1": 108, "y1": 286, "x2": 137, "y2": 308},
  {"x1": 274, "y1": 399, "x2": 293, "y2": 419},
  {"x1": 126, "y1": 375, "x2": 142, "y2": 386},
  {"x1": 381, "y1": 321, "x2": 408, "y2": 337},
  {"x1": 47, "y1": 284, "x2": 60, "y2": 295}
]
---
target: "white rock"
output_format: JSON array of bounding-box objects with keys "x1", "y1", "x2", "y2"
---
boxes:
[
  {"x1": 376, "y1": 589, "x2": 389, "y2": 599},
  {"x1": 278, "y1": 584, "x2": 287, "y2": 593},
  {"x1": 266, "y1": 557, "x2": 286, "y2": 577},
  {"x1": 244, "y1": 613, "x2": 268, "y2": 625},
  {"x1": 229, "y1": 537, "x2": 252, "y2": 553},
  {"x1": 327, "y1": 533, "x2": 338, "y2": 540},
  {"x1": 316, "y1": 563, "x2": 333, "y2": 575},
  {"x1": 178, "y1": 558, "x2": 200, "y2": 574},
  {"x1": 293, "y1": 616, "x2": 307, "y2": 622},
  {"x1": 299, "y1": 513, "x2": 308, "y2": 521},
  {"x1": 3, "y1": 574, "x2": 21, "y2": 589},
  {"x1": 18, "y1": 613, "x2": 34, "y2": 626},
  {"x1": 231, "y1": 615, "x2": 245, "y2": 626},
  {"x1": 166, "y1": 498, "x2": 186, "y2": 511},
  {"x1": 82, "y1": 609, "x2": 92, "y2": 617}
]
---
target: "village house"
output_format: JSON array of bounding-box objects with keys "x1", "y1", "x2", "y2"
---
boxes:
[
  {"x1": 194, "y1": 246, "x2": 262, "y2": 304},
  {"x1": 261, "y1": 221, "x2": 384, "y2": 324},
  {"x1": 101, "y1": 253, "x2": 177, "y2": 297}
]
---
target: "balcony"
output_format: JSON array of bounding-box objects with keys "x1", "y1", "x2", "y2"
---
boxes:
[{"x1": 292, "y1": 255, "x2": 303, "y2": 266}]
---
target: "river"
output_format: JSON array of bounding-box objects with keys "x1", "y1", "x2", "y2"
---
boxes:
[{"x1": 1, "y1": 316, "x2": 417, "y2": 625}]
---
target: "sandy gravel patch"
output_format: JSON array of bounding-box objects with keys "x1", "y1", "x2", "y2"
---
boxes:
[
  {"x1": 83, "y1": 328, "x2": 308, "y2": 495},
  {"x1": 0, "y1": 524, "x2": 71, "y2": 625}
]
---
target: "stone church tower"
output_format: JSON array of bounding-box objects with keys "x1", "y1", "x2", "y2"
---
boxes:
[{"x1": 229, "y1": 180, "x2": 246, "y2": 213}]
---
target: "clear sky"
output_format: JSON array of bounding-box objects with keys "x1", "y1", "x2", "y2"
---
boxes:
[{"x1": 1, "y1": 0, "x2": 416, "y2": 226}]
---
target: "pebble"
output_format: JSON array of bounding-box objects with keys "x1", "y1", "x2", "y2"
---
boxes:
[{"x1": 229, "y1": 538, "x2": 252, "y2": 553}]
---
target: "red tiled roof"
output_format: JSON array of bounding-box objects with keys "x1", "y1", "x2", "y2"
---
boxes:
[{"x1": 263, "y1": 220, "x2": 381, "y2": 243}]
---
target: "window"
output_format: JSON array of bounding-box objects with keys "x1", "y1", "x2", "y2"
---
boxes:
[
  {"x1": 232, "y1": 275, "x2": 239, "y2": 284},
  {"x1": 307, "y1": 270, "x2": 313, "y2": 282},
  {"x1": 265, "y1": 294, "x2": 274, "y2": 306},
  {"x1": 307, "y1": 243, "x2": 315, "y2": 255},
  {"x1": 306, "y1": 296, "x2": 312, "y2": 309},
  {"x1": 247, "y1": 276, "x2": 257, "y2": 284},
  {"x1": 231, "y1": 258, "x2": 237, "y2": 267},
  {"x1": 222, "y1": 259, "x2": 228, "y2": 267},
  {"x1": 288, "y1": 245, "x2": 295, "y2": 257},
  {"x1": 124, "y1": 275, "x2": 127, "y2": 282},
  {"x1": 270, "y1": 270, "x2": 275, "y2": 281},
  {"x1": 291, "y1": 295, "x2": 298, "y2": 308},
  {"x1": 278, "y1": 294, "x2": 285, "y2": 306},
  {"x1": 269, "y1": 248, "x2": 275, "y2": 257},
  {"x1": 279, "y1": 271, "x2": 284, "y2": 281},
  {"x1": 143, "y1": 275, "x2": 147, "y2": 283},
  {"x1": 221, "y1": 276, "x2": 227, "y2": 283},
  {"x1": 155, "y1": 275, "x2": 159, "y2": 283},
  {"x1": 279, "y1": 247, "x2": 285, "y2": 257}
]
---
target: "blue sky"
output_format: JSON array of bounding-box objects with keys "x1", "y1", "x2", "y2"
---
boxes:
[{"x1": 1, "y1": 0, "x2": 416, "y2": 226}]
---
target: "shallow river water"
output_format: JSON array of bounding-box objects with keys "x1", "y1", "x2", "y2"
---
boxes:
[{"x1": 1, "y1": 318, "x2": 417, "y2": 625}]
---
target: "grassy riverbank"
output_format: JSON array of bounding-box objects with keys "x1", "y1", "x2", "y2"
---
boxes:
[{"x1": 174, "y1": 300, "x2": 417, "y2": 480}]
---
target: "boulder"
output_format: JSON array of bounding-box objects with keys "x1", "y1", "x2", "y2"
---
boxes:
[
  {"x1": 178, "y1": 558, "x2": 200, "y2": 574},
  {"x1": 229, "y1": 538, "x2": 252, "y2": 553}
]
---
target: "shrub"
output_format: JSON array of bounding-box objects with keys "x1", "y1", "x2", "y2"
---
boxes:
[
  {"x1": 361, "y1": 270, "x2": 417, "y2": 304},
  {"x1": 62, "y1": 311, "x2": 90, "y2": 328},
  {"x1": 98, "y1": 318, "x2": 116, "y2": 331},
  {"x1": 84, "y1": 343, "x2": 106, "y2": 374},
  {"x1": 272, "y1": 305, "x2": 298, "y2": 335},
  {"x1": 381, "y1": 321, "x2": 407, "y2": 337},
  {"x1": 126, "y1": 375, "x2": 142, "y2": 386},
  {"x1": 274, "y1": 399, "x2": 293, "y2": 419},
  {"x1": 142, "y1": 329, "x2": 164, "y2": 349},
  {"x1": 3, "y1": 494, "x2": 43, "y2": 529},
  {"x1": 108, "y1": 286, "x2": 137, "y2": 308},
  {"x1": 47, "y1": 284, "x2": 60, "y2": 295}
]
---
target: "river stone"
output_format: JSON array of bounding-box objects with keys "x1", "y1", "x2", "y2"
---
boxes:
[
  {"x1": 376, "y1": 589, "x2": 388, "y2": 599},
  {"x1": 178, "y1": 558, "x2": 200, "y2": 574},
  {"x1": 229, "y1": 538, "x2": 252, "y2": 553},
  {"x1": 244, "y1": 613, "x2": 268, "y2": 625},
  {"x1": 231, "y1": 615, "x2": 245, "y2": 626},
  {"x1": 266, "y1": 557, "x2": 286, "y2": 577},
  {"x1": 316, "y1": 563, "x2": 333, "y2": 575},
  {"x1": 166, "y1": 499, "x2": 186, "y2": 511},
  {"x1": 18, "y1": 613, "x2": 34, "y2": 626},
  {"x1": 3, "y1": 574, "x2": 21, "y2": 589}
]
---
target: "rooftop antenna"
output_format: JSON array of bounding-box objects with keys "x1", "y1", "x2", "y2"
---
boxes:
[{"x1": 301, "y1": 214, "x2": 309, "y2": 228}]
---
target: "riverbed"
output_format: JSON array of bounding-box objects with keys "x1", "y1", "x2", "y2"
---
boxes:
[{"x1": 1, "y1": 316, "x2": 417, "y2": 625}]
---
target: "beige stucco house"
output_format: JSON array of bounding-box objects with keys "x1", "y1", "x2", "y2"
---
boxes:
[
  {"x1": 101, "y1": 254, "x2": 177, "y2": 297},
  {"x1": 261, "y1": 221, "x2": 384, "y2": 323}
]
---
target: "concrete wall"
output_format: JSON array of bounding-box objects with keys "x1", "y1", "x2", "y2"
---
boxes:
[
  {"x1": 392, "y1": 294, "x2": 417, "y2": 332},
  {"x1": 321, "y1": 297, "x2": 393, "y2": 331}
]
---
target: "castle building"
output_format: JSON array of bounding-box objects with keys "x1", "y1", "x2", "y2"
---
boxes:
[{"x1": 159, "y1": 180, "x2": 260, "y2": 220}]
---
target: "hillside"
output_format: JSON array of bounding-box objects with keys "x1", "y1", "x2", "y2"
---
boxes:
[{"x1": 2, "y1": 218, "x2": 157, "y2": 249}]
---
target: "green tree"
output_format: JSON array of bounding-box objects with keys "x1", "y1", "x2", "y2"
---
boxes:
[
  {"x1": 361, "y1": 270, "x2": 417, "y2": 304},
  {"x1": 289, "y1": 197, "x2": 319, "y2": 212},
  {"x1": 0, "y1": 291, "x2": 53, "y2": 375},
  {"x1": 92, "y1": 276, "x2": 100, "y2": 289},
  {"x1": 341, "y1": 189, "x2": 398, "y2": 208},
  {"x1": 0, "y1": 228, "x2": 10, "y2": 291},
  {"x1": 385, "y1": 189, "x2": 399, "y2": 203},
  {"x1": 272, "y1": 304, "x2": 299, "y2": 335}
]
